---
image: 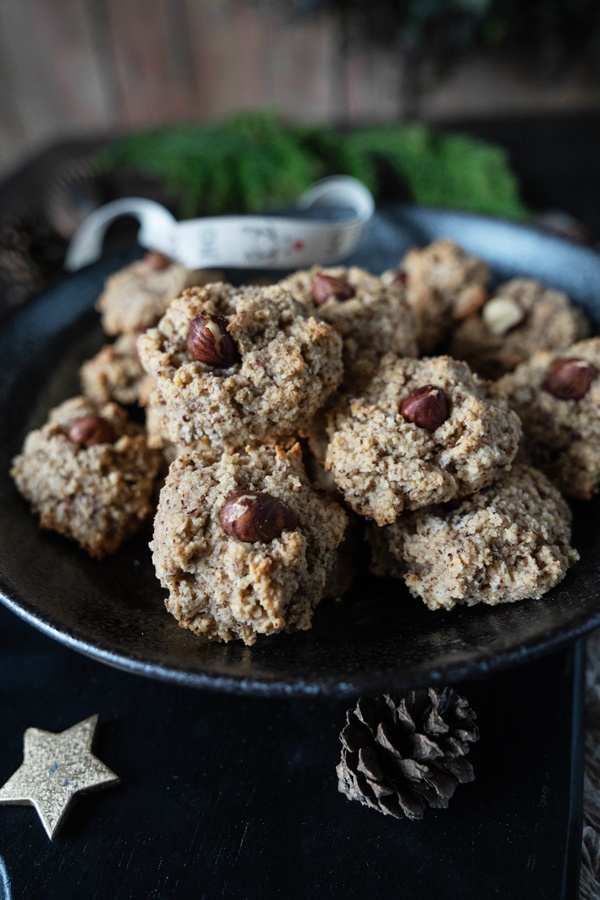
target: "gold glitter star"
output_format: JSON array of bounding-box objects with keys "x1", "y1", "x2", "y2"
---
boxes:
[{"x1": 0, "y1": 715, "x2": 119, "y2": 839}]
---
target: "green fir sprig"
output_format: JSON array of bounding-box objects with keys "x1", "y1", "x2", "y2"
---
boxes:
[{"x1": 95, "y1": 111, "x2": 527, "y2": 221}]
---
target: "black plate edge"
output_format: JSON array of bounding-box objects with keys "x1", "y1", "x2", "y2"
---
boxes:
[{"x1": 1, "y1": 570, "x2": 600, "y2": 698}]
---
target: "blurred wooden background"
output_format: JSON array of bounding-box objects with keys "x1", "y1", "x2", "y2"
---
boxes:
[{"x1": 2, "y1": 0, "x2": 600, "y2": 178}]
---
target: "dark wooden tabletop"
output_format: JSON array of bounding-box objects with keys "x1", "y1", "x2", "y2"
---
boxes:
[{"x1": 0, "y1": 606, "x2": 584, "y2": 900}]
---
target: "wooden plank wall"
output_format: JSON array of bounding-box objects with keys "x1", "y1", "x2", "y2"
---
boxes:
[{"x1": 1, "y1": 0, "x2": 600, "y2": 178}]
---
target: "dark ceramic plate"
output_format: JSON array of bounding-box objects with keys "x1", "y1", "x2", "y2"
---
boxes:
[{"x1": 1, "y1": 205, "x2": 600, "y2": 697}]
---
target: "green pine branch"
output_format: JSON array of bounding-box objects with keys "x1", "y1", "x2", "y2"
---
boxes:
[{"x1": 95, "y1": 111, "x2": 527, "y2": 221}]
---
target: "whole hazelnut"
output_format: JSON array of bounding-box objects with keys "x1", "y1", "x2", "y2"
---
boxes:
[
  {"x1": 392, "y1": 270, "x2": 408, "y2": 287},
  {"x1": 544, "y1": 357, "x2": 596, "y2": 400},
  {"x1": 311, "y1": 273, "x2": 355, "y2": 306},
  {"x1": 219, "y1": 491, "x2": 297, "y2": 543},
  {"x1": 68, "y1": 415, "x2": 117, "y2": 448},
  {"x1": 482, "y1": 296, "x2": 525, "y2": 336},
  {"x1": 143, "y1": 251, "x2": 172, "y2": 272},
  {"x1": 400, "y1": 385, "x2": 450, "y2": 432},
  {"x1": 187, "y1": 314, "x2": 240, "y2": 368}
]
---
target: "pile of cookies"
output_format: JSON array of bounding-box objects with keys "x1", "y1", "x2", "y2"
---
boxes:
[{"x1": 12, "y1": 239, "x2": 594, "y2": 645}]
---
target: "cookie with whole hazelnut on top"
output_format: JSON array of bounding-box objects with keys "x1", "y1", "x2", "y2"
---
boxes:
[
  {"x1": 138, "y1": 282, "x2": 343, "y2": 452},
  {"x1": 280, "y1": 265, "x2": 417, "y2": 391},
  {"x1": 382, "y1": 239, "x2": 490, "y2": 354},
  {"x1": 449, "y1": 278, "x2": 590, "y2": 380},
  {"x1": 96, "y1": 251, "x2": 222, "y2": 337},
  {"x1": 151, "y1": 443, "x2": 348, "y2": 645},
  {"x1": 324, "y1": 354, "x2": 521, "y2": 525},
  {"x1": 11, "y1": 396, "x2": 162, "y2": 557},
  {"x1": 496, "y1": 337, "x2": 600, "y2": 499},
  {"x1": 86, "y1": 253, "x2": 222, "y2": 407}
]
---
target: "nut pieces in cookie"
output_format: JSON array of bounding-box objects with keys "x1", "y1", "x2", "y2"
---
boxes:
[
  {"x1": 384, "y1": 239, "x2": 489, "y2": 354},
  {"x1": 450, "y1": 278, "x2": 590, "y2": 379},
  {"x1": 80, "y1": 332, "x2": 152, "y2": 407},
  {"x1": 96, "y1": 256, "x2": 222, "y2": 337},
  {"x1": 481, "y1": 295, "x2": 525, "y2": 336}
]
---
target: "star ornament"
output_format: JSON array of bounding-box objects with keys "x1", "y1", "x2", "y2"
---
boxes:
[{"x1": 0, "y1": 715, "x2": 119, "y2": 839}]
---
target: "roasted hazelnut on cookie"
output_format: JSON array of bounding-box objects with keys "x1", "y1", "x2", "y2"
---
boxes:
[
  {"x1": 11, "y1": 396, "x2": 162, "y2": 557},
  {"x1": 400, "y1": 385, "x2": 450, "y2": 433},
  {"x1": 138, "y1": 282, "x2": 343, "y2": 452},
  {"x1": 325, "y1": 354, "x2": 521, "y2": 525},
  {"x1": 219, "y1": 491, "x2": 297, "y2": 543},
  {"x1": 187, "y1": 314, "x2": 240, "y2": 368},
  {"x1": 497, "y1": 338, "x2": 600, "y2": 499},
  {"x1": 151, "y1": 444, "x2": 347, "y2": 645},
  {"x1": 281, "y1": 265, "x2": 417, "y2": 391}
]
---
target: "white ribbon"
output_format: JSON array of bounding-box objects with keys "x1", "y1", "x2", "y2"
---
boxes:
[{"x1": 65, "y1": 176, "x2": 375, "y2": 272}]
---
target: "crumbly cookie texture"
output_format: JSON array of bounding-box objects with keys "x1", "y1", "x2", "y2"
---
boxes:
[
  {"x1": 145, "y1": 396, "x2": 219, "y2": 467},
  {"x1": 138, "y1": 283, "x2": 343, "y2": 450},
  {"x1": 369, "y1": 464, "x2": 578, "y2": 611},
  {"x1": 325, "y1": 354, "x2": 521, "y2": 525},
  {"x1": 280, "y1": 266, "x2": 417, "y2": 390},
  {"x1": 97, "y1": 255, "x2": 221, "y2": 336},
  {"x1": 383, "y1": 240, "x2": 489, "y2": 354},
  {"x1": 450, "y1": 278, "x2": 590, "y2": 380},
  {"x1": 80, "y1": 332, "x2": 153, "y2": 406},
  {"x1": 152, "y1": 443, "x2": 348, "y2": 645},
  {"x1": 11, "y1": 396, "x2": 162, "y2": 558},
  {"x1": 496, "y1": 337, "x2": 600, "y2": 499}
]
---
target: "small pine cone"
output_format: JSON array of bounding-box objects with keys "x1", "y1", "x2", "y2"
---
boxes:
[
  {"x1": 0, "y1": 213, "x2": 65, "y2": 307},
  {"x1": 337, "y1": 688, "x2": 478, "y2": 820},
  {"x1": 44, "y1": 157, "x2": 106, "y2": 240}
]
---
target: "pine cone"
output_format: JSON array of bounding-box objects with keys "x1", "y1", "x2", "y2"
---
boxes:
[
  {"x1": 44, "y1": 157, "x2": 106, "y2": 240},
  {"x1": 0, "y1": 213, "x2": 66, "y2": 308},
  {"x1": 337, "y1": 688, "x2": 478, "y2": 820}
]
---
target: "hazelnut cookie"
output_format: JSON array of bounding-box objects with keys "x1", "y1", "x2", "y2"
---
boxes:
[
  {"x1": 80, "y1": 331, "x2": 153, "y2": 406},
  {"x1": 97, "y1": 251, "x2": 221, "y2": 336},
  {"x1": 325, "y1": 355, "x2": 521, "y2": 525},
  {"x1": 152, "y1": 443, "x2": 348, "y2": 645},
  {"x1": 496, "y1": 338, "x2": 600, "y2": 499},
  {"x1": 11, "y1": 396, "x2": 162, "y2": 558},
  {"x1": 280, "y1": 265, "x2": 417, "y2": 390},
  {"x1": 450, "y1": 278, "x2": 590, "y2": 380},
  {"x1": 383, "y1": 240, "x2": 489, "y2": 353},
  {"x1": 369, "y1": 464, "x2": 578, "y2": 611},
  {"x1": 138, "y1": 282, "x2": 343, "y2": 451}
]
